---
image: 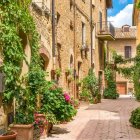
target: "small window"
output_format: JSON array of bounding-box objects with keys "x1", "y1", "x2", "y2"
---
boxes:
[
  {"x1": 123, "y1": 27, "x2": 129, "y2": 32},
  {"x1": 125, "y1": 46, "x2": 131, "y2": 58},
  {"x1": 57, "y1": 12, "x2": 60, "y2": 23},
  {"x1": 70, "y1": 20, "x2": 74, "y2": 30},
  {"x1": 82, "y1": 0, "x2": 85, "y2": 3},
  {"x1": 70, "y1": 0, "x2": 73, "y2": 11},
  {"x1": 82, "y1": 22, "x2": 86, "y2": 46},
  {"x1": 92, "y1": 27, "x2": 96, "y2": 49},
  {"x1": 92, "y1": 0, "x2": 95, "y2": 7}
]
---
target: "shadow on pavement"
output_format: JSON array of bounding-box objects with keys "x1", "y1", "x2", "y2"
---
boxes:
[{"x1": 48, "y1": 126, "x2": 70, "y2": 137}]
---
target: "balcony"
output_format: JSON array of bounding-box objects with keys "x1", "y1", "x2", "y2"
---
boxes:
[
  {"x1": 32, "y1": 1, "x2": 50, "y2": 16},
  {"x1": 97, "y1": 21, "x2": 115, "y2": 41}
]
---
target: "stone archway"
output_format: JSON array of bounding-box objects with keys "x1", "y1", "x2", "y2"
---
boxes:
[{"x1": 39, "y1": 46, "x2": 50, "y2": 71}]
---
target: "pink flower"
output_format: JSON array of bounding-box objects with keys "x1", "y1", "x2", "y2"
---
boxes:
[{"x1": 64, "y1": 92, "x2": 71, "y2": 102}]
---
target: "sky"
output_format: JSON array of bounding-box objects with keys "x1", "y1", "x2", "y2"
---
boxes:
[{"x1": 108, "y1": 0, "x2": 134, "y2": 27}]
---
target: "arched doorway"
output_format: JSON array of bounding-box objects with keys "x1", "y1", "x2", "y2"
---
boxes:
[{"x1": 39, "y1": 46, "x2": 50, "y2": 71}]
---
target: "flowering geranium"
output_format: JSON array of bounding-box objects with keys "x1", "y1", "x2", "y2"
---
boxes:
[
  {"x1": 34, "y1": 113, "x2": 48, "y2": 126},
  {"x1": 64, "y1": 92, "x2": 71, "y2": 102}
]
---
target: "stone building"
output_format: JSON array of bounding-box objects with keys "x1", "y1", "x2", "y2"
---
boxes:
[
  {"x1": 29, "y1": 0, "x2": 115, "y2": 98},
  {"x1": 54, "y1": 0, "x2": 114, "y2": 97},
  {"x1": 133, "y1": 0, "x2": 140, "y2": 45},
  {"x1": 108, "y1": 25, "x2": 136, "y2": 95},
  {"x1": 0, "y1": 0, "x2": 114, "y2": 132},
  {"x1": 31, "y1": 0, "x2": 53, "y2": 80}
]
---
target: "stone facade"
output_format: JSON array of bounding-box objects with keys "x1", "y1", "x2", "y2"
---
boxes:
[
  {"x1": 30, "y1": 0, "x2": 52, "y2": 80},
  {"x1": 55, "y1": 0, "x2": 112, "y2": 97},
  {"x1": 133, "y1": 0, "x2": 140, "y2": 45},
  {"x1": 108, "y1": 26, "x2": 136, "y2": 94}
]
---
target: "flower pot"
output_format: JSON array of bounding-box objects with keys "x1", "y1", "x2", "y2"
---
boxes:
[
  {"x1": 34, "y1": 113, "x2": 48, "y2": 139},
  {"x1": 0, "y1": 131, "x2": 17, "y2": 140},
  {"x1": 74, "y1": 105, "x2": 79, "y2": 109},
  {"x1": 10, "y1": 124, "x2": 33, "y2": 140},
  {"x1": 93, "y1": 97, "x2": 98, "y2": 104},
  {"x1": 47, "y1": 122, "x2": 53, "y2": 133}
]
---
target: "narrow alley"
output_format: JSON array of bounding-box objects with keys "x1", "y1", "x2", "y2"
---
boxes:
[{"x1": 47, "y1": 97, "x2": 140, "y2": 140}]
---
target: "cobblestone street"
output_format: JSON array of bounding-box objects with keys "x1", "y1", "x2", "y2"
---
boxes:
[{"x1": 47, "y1": 97, "x2": 140, "y2": 140}]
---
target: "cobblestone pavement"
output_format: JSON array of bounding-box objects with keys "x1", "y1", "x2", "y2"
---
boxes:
[{"x1": 46, "y1": 97, "x2": 140, "y2": 140}]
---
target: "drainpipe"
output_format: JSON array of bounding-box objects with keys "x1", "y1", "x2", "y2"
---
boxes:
[
  {"x1": 73, "y1": 0, "x2": 76, "y2": 98},
  {"x1": 52, "y1": 0, "x2": 56, "y2": 69},
  {"x1": 90, "y1": 0, "x2": 93, "y2": 68}
]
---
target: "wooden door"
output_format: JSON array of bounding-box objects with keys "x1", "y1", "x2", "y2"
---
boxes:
[{"x1": 116, "y1": 83, "x2": 127, "y2": 95}]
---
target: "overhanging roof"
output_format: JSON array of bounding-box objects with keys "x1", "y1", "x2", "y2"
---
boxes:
[{"x1": 106, "y1": 0, "x2": 113, "y2": 8}]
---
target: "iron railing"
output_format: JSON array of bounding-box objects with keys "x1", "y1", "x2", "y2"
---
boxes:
[{"x1": 97, "y1": 21, "x2": 115, "y2": 37}]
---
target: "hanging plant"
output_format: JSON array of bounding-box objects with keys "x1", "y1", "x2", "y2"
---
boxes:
[{"x1": 55, "y1": 68, "x2": 61, "y2": 77}]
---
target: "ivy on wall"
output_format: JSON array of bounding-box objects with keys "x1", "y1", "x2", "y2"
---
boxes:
[
  {"x1": 0, "y1": 0, "x2": 46, "y2": 123},
  {"x1": 133, "y1": 44, "x2": 140, "y2": 101},
  {"x1": 112, "y1": 45, "x2": 140, "y2": 100},
  {"x1": 104, "y1": 66, "x2": 119, "y2": 99}
]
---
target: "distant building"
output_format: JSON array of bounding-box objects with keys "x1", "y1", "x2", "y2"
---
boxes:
[
  {"x1": 133, "y1": 0, "x2": 140, "y2": 45},
  {"x1": 108, "y1": 25, "x2": 136, "y2": 95}
]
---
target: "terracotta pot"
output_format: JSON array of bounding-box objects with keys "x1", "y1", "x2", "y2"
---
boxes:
[
  {"x1": 0, "y1": 131, "x2": 17, "y2": 140},
  {"x1": 10, "y1": 124, "x2": 33, "y2": 140},
  {"x1": 48, "y1": 122, "x2": 53, "y2": 133},
  {"x1": 74, "y1": 105, "x2": 79, "y2": 109},
  {"x1": 34, "y1": 113, "x2": 47, "y2": 139},
  {"x1": 34, "y1": 113, "x2": 45, "y2": 120},
  {"x1": 93, "y1": 97, "x2": 98, "y2": 104}
]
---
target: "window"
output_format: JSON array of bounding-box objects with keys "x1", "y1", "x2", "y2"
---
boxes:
[
  {"x1": 123, "y1": 27, "x2": 129, "y2": 32},
  {"x1": 57, "y1": 12, "x2": 60, "y2": 23},
  {"x1": 70, "y1": 20, "x2": 74, "y2": 30},
  {"x1": 92, "y1": 27, "x2": 95, "y2": 49},
  {"x1": 82, "y1": 22, "x2": 86, "y2": 46},
  {"x1": 92, "y1": 0, "x2": 95, "y2": 7},
  {"x1": 99, "y1": 11, "x2": 102, "y2": 30},
  {"x1": 82, "y1": 0, "x2": 85, "y2": 3},
  {"x1": 70, "y1": 0, "x2": 73, "y2": 11},
  {"x1": 125, "y1": 46, "x2": 131, "y2": 58}
]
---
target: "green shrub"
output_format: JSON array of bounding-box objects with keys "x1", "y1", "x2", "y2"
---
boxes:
[
  {"x1": 130, "y1": 107, "x2": 140, "y2": 128},
  {"x1": 41, "y1": 83, "x2": 77, "y2": 123},
  {"x1": 80, "y1": 89, "x2": 91, "y2": 101},
  {"x1": 133, "y1": 44, "x2": 140, "y2": 101},
  {"x1": 104, "y1": 88, "x2": 119, "y2": 99},
  {"x1": 104, "y1": 67, "x2": 119, "y2": 99},
  {"x1": 80, "y1": 69, "x2": 100, "y2": 103}
]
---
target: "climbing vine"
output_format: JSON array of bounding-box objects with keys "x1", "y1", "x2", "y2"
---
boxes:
[
  {"x1": 104, "y1": 66, "x2": 119, "y2": 99},
  {"x1": 0, "y1": 0, "x2": 46, "y2": 123},
  {"x1": 133, "y1": 44, "x2": 140, "y2": 101},
  {"x1": 112, "y1": 45, "x2": 140, "y2": 100}
]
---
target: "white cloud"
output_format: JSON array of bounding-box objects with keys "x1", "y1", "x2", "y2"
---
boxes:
[
  {"x1": 119, "y1": 0, "x2": 127, "y2": 4},
  {"x1": 108, "y1": 4, "x2": 133, "y2": 27}
]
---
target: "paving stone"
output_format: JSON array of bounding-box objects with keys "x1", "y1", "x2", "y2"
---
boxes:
[{"x1": 46, "y1": 98, "x2": 140, "y2": 140}]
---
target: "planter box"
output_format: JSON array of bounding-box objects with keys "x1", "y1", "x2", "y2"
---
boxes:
[
  {"x1": 0, "y1": 131, "x2": 17, "y2": 140},
  {"x1": 10, "y1": 124, "x2": 33, "y2": 140}
]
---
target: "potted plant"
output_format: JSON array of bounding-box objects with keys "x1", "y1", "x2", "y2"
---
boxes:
[
  {"x1": 65, "y1": 68, "x2": 73, "y2": 75},
  {"x1": 34, "y1": 112, "x2": 48, "y2": 139},
  {"x1": 55, "y1": 68, "x2": 61, "y2": 77},
  {"x1": 76, "y1": 80, "x2": 82, "y2": 86},
  {"x1": 0, "y1": 130, "x2": 17, "y2": 140},
  {"x1": 70, "y1": 97, "x2": 80, "y2": 109},
  {"x1": 10, "y1": 68, "x2": 46, "y2": 140},
  {"x1": 67, "y1": 75, "x2": 74, "y2": 82},
  {"x1": 81, "y1": 69, "x2": 100, "y2": 104}
]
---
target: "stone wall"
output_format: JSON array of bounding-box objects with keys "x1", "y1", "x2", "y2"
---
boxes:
[
  {"x1": 30, "y1": 3, "x2": 52, "y2": 80},
  {"x1": 55, "y1": 0, "x2": 108, "y2": 97},
  {"x1": 108, "y1": 38, "x2": 136, "y2": 94}
]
